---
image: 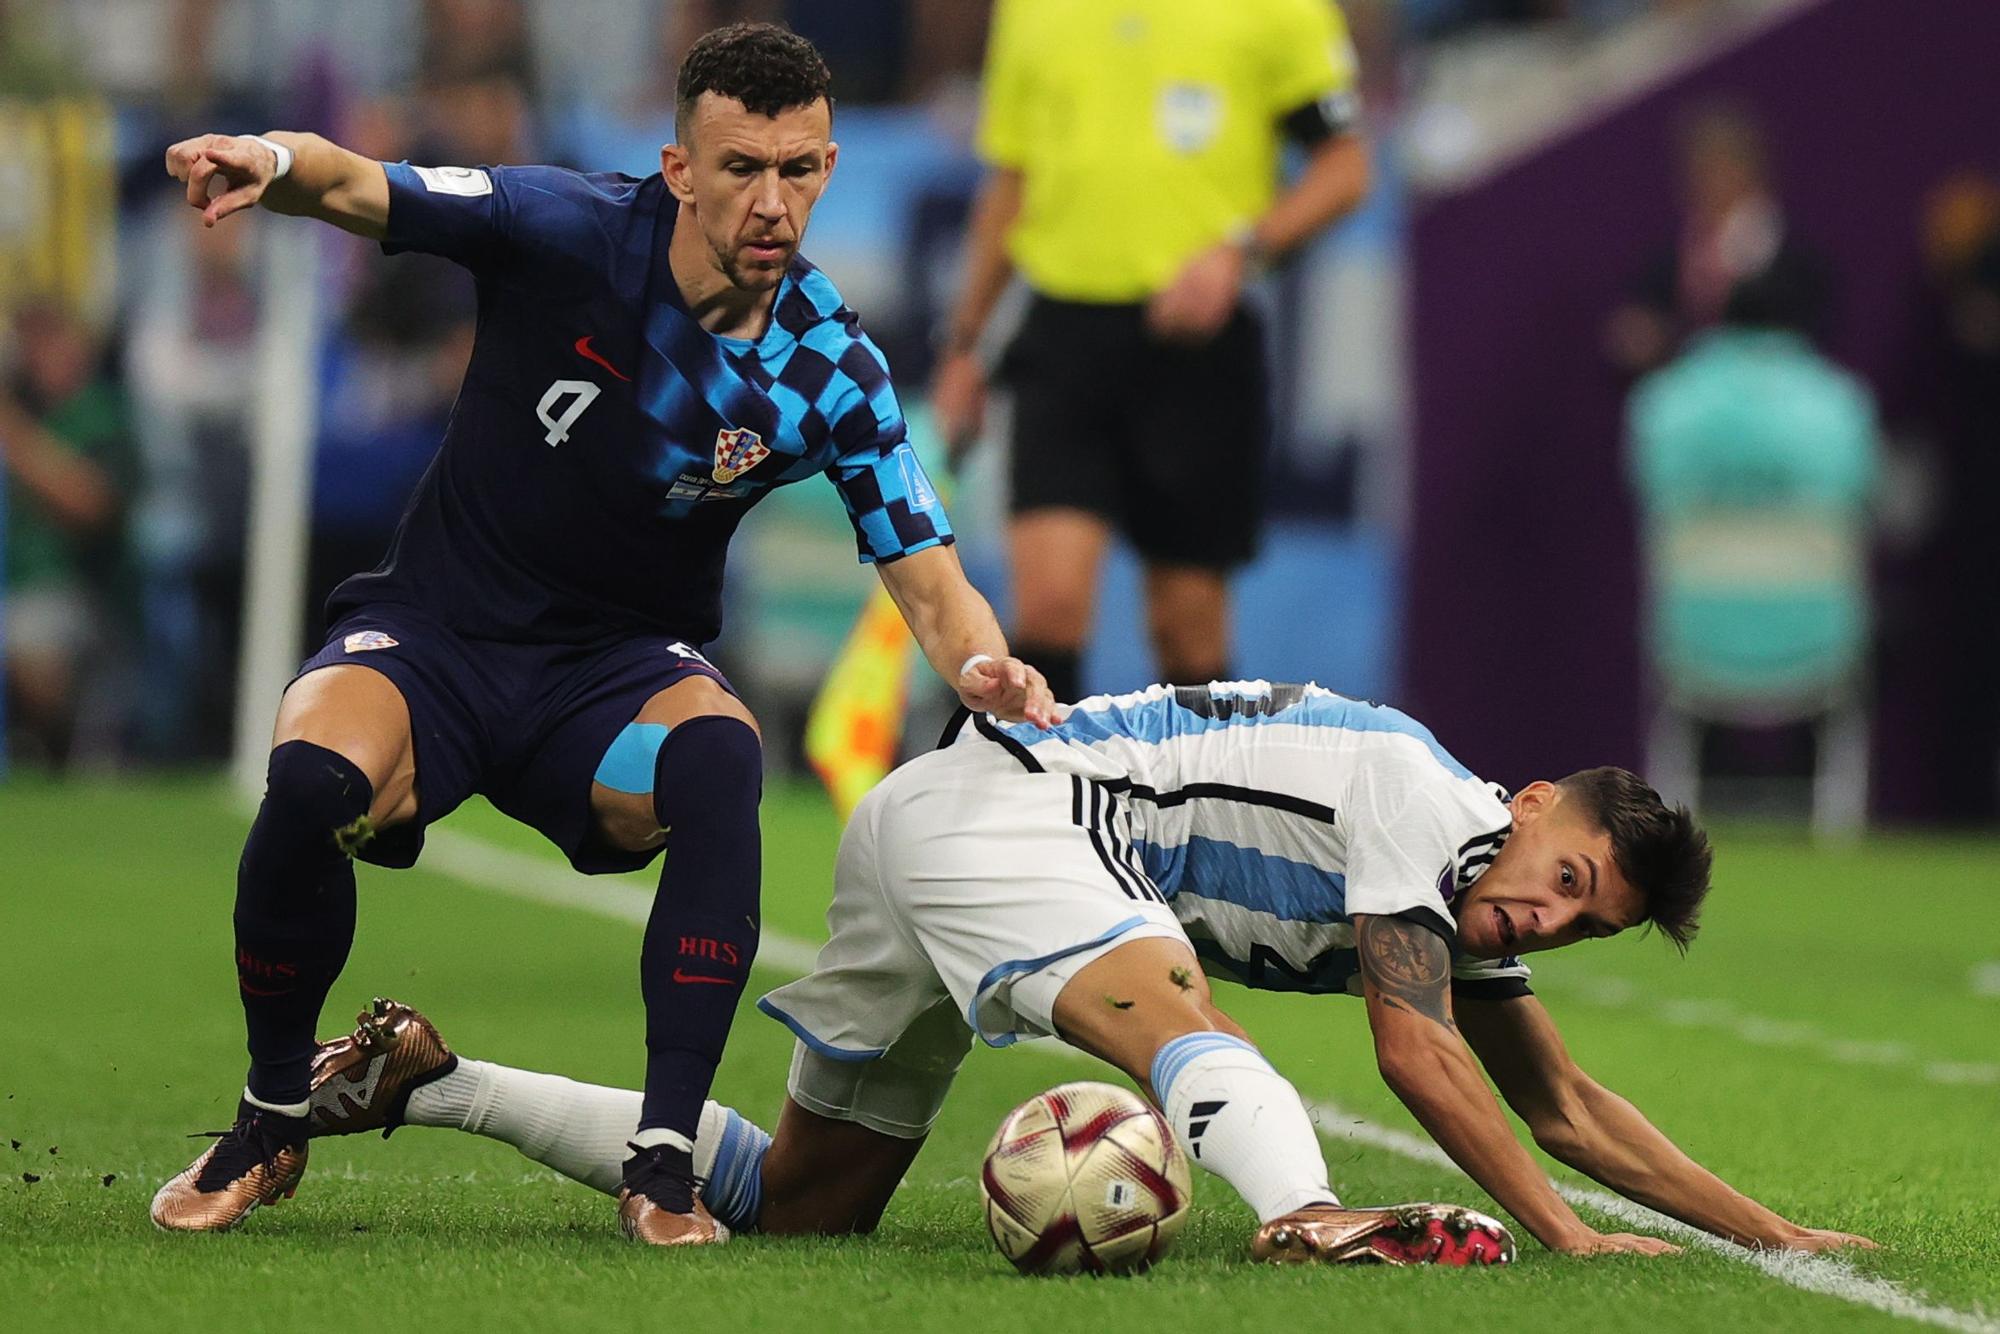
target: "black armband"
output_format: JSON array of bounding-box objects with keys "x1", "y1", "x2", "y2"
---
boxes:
[{"x1": 1279, "y1": 90, "x2": 1360, "y2": 147}]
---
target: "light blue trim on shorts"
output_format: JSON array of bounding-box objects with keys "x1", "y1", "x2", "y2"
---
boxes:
[
  {"x1": 967, "y1": 914, "x2": 1149, "y2": 1049},
  {"x1": 756, "y1": 995, "x2": 888, "y2": 1062},
  {"x1": 593, "y1": 722, "x2": 670, "y2": 794}
]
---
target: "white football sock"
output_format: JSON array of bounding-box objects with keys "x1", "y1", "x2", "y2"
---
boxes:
[
  {"x1": 402, "y1": 1060, "x2": 766, "y2": 1225},
  {"x1": 404, "y1": 1058, "x2": 641, "y2": 1195},
  {"x1": 242, "y1": 1087, "x2": 310, "y2": 1118},
  {"x1": 1150, "y1": 1032, "x2": 1340, "y2": 1223}
]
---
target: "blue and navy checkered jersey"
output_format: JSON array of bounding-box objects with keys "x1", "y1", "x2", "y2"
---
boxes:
[{"x1": 327, "y1": 162, "x2": 953, "y2": 645}]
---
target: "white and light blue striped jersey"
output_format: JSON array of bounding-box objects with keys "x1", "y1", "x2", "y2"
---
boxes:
[{"x1": 955, "y1": 681, "x2": 1532, "y2": 999}]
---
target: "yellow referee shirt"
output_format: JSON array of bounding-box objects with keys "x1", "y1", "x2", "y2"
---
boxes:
[{"x1": 978, "y1": 0, "x2": 1359, "y2": 304}]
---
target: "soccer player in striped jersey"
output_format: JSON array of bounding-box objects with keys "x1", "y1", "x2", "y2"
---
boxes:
[
  {"x1": 149, "y1": 23, "x2": 1052, "y2": 1245},
  {"x1": 306, "y1": 681, "x2": 1870, "y2": 1261}
]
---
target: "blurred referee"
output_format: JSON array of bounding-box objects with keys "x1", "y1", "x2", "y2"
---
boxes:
[{"x1": 933, "y1": 0, "x2": 1371, "y2": 702}]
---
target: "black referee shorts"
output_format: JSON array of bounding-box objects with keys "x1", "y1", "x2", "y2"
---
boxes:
[{"x1": 1001, "y1": 294, "x2": 1272, "y2": 570}]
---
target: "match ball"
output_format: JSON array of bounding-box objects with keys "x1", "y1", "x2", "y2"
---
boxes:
[{"x1": 980, "y1": 1081, "x2": 1193, "y2": 1276}]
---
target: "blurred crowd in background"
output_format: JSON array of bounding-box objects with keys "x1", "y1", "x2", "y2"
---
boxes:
[{"x1": 1, "y1": 0, "x2": 1995, "y2": 825}]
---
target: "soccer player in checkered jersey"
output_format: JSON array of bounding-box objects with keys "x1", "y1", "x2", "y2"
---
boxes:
[
  {"x1": 303, "y1": 683, "x2": 1871, "y2": 1262},
  {"x1": 151, "y1": 23, "x2": 1054, "y2": 1245}
]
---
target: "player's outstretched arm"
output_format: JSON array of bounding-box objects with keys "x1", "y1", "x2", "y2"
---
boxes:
[
  {"x1": 1354, "y1": 914, "x2": 1677, "y2": 1257},
  {"x1": 165, "y1": 132, "x2": 389, "y2": 239},
  {"x1": 1458, "y1": 993, "x2": 1876, "y2": 1253},
  {"x1": 874, "y1": 543, "x2": 1057, "y2": 728}
]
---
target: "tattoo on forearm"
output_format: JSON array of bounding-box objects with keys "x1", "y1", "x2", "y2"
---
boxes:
[{"x1": 1357, "y1": 915, "x2": 1456, "y2": 1030}]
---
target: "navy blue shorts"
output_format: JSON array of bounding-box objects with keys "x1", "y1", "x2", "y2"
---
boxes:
[{"x1": 295, "y1": 604, "x2": 732, "y2": 875}]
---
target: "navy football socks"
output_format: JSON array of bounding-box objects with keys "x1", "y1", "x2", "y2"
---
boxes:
[
  {"x1": 636, "y1": 716, "x2": 763, "y2": 1153},
  {"x1": 235, "y1": 741, "x2": 371, "y2": 1107}
]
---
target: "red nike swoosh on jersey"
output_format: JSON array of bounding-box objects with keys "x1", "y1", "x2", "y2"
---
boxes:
[
  {"x1": 574, "y1": 334, "x2": 632, "y2": 383},
  {"x1": 671, "y1": 968, "x2": 737, "y2": 985}
]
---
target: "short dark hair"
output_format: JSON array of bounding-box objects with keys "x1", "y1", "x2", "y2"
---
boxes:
[
  {"x1": 675, "y1": 22, "x2": 832, "y2": 138},
  {"x1": 1558, "y1": 767, "x2": 1712, "y2": 952}
]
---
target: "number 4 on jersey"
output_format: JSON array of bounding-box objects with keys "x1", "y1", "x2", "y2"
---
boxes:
[{"x1": 537, "y1": 379, "x2": 601, "y2": 446}]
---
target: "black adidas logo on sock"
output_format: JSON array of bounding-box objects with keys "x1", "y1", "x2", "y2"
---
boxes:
[{"x1": 1185, "y1": 1100, "x2": 1228, "y2": 1159}]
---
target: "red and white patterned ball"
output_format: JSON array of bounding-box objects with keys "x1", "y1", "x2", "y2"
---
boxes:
[{"x1": 980, "y1": 1081, "x2": 1193, "y2": 1276}]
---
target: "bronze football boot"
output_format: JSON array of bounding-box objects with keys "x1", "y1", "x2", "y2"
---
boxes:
[
  {"x1": 1252, "y1": 1201, "x2": 1516, "y2": 1266},
  {"x1": 617, "y1": 1143, "x2": 730, "y2": 1246},
  {"x1": 151, "y1": 1100, "x2": 310, "y2": 1232},
  {"x1": 308, "y1": 997, "x2": 458, "y2": 1137}
]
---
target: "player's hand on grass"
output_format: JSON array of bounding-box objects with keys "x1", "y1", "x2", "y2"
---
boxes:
[
  {"x1": 1773, "y1": 1226, "x2": 1877, "y2": 1253},
  {"x1": 1558, "y1": 1230, "x2": 1682, "y2": 1257},
  {"x1": 960, "y1": 655, "x2": 1059, "y2": 730},
  {"x1": 1145, "y1": 241, "x2": 1247, "y2": 345},
  {"x1": 165, "y1": 134, "x2": 280, "y2": 227},
  {"x1": 931, "y1": 350, "x2": 988, "y2": 466}
]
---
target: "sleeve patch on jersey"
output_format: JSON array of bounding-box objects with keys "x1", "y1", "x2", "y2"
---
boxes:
[
  {"x1": 897, "y1": 445, "x2": 939, "y2": 512},
  {"x1": 411, "y1": 164, "x2": 493, "y2": 197}
]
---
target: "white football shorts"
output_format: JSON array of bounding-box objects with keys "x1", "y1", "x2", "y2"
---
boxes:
[{"x1": 758, "y1": 737, "x2": 1186, "y2": 1138}]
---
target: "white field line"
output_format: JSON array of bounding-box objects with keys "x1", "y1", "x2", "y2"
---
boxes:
[
  {"x1": 1972, "y1": 964, "x2": 2000, "y2": 1000},
  {"x1": 1542, "y1": 974, "x2": 2000, "y2": 1089},
  {"x1": 416, "y1": 831, "x2": 1996, "y2": 1333}
]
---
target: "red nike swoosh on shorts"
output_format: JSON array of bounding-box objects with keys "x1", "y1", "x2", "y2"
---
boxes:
[
  {"x1": 671, "y1": 968, "x2": 736, "y2": 985},
  {"x1": 574, "y1": 334, "x2": 632, "y2": 383}
]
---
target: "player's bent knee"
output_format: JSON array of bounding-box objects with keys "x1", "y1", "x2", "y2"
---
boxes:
[
  {"x1": 252, "y1": 740, "x2": 379, "y2": 862},
  {"x1": 590, "y1": 713, "x2": 765, "y2": 853},
  {"x1": 650, "y1": 714, "x2": 763, "y2": 835},
  {"x1": 653, "y1": 715, "x2": 761, "y2": 805}
]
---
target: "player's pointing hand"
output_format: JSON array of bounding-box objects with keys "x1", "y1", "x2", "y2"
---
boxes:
[
  {"x1": 960, "y1": 655, "x2": 1059, "y2": 730},
  {"x1": 165, "y1": 134, "x2": 280, "y2": 228}
]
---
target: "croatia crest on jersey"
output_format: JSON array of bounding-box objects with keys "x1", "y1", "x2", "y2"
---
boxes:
[{"x1": 712, "y1": 427, "x2": 770, "y2": 484}]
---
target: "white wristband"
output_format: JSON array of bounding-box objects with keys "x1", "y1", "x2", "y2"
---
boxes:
[
  {"x1": 244, "y1": 134, "x2": 293, "y2": 180},
  {"x1": 958, "y1": 652, "x2": 996, "y2": 679}
]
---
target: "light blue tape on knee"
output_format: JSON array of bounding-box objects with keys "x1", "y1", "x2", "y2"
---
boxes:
[{"x1": 594, "y1": 722, "x2": 670, "y2": 795}]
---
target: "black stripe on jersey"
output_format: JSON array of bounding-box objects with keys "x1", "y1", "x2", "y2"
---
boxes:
[
  {"x1": 937, "y1": 706, "x2": 973, "y2": 749},
  {"x1": 1101, "y1": 785, "x2": 1165, "y2": 904},
  {"x1": 974, "y1": 713, "x2": 1044, "y2": 772},
  {"x1": 1103, "y1": 778, "x2": 1339, "y2": 828},
  {"x1": 1455, "y1": 824, "x2": 1513, "y2": 888},
  {"x1": 1092, "y1": 782, "x2": 1151, "y2": 902},
  {"x1": 1072, "y1": 778, "x2": 1141, "y2": 900},
  {"x1": 1456, "y1": 825, "x2": 1510, "y2": 861},
  {"x1": 1104, "y1": 788, "x2": 1152, "y2": 904}
]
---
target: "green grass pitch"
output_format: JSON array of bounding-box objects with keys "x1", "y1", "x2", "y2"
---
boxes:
[{"x1": 2, "y1": 777, "x2": 1996, "y2": 1331}]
